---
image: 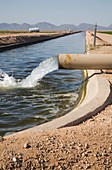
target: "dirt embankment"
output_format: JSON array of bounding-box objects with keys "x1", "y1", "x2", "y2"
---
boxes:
[
  {"x1": 0, "y1": 32, "x2": 112, "y2": 170},
  {"x1": 0, "y1": 31, "x2": 76, "y2": 52}
]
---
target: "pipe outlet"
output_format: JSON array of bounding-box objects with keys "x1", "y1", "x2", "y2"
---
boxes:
[{"x1": 58, "y1": 54, "x2": 112, "y2": 70}]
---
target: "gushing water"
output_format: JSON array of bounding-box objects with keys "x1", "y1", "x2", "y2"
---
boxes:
[
  {"x1": 0, "y1": 33, "x2": 85, "y2": 136},
  {"x1": 0, "y1": 57, "x2": 58, "y2": 88},
  {"x1": 0, "y1": 69, "x2": 17, "y2": 87}
]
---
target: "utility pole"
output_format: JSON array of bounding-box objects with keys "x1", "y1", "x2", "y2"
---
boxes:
[{"x1": 94, "y1": 23, "x2": 97, "y2": 48}]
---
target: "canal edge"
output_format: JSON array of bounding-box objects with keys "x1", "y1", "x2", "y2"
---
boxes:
[{"x1": 5, "y1": 31, "x2": 112, "y2": 136}]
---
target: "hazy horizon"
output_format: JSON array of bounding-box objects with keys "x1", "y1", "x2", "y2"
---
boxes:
[
  {"x1": 0, "y1": 22, "x2": 111, "y2": 27},
  {"x1": 0, "y1": 0, "x2": 112, "y2": 27}
]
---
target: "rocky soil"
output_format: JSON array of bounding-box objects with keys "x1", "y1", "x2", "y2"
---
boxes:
[{"x1": 0, "y1": 104, "x2": 112, "y2": 170}]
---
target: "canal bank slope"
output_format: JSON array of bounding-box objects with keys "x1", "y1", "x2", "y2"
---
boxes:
[
  {"x1": 0, "y1": 31, "x2": 77, "y2": 52},
  {"x1": 0, "y1": 32, "x2": 112, "y2": 169}
]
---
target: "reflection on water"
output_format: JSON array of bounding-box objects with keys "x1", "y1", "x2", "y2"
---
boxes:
[{"x1": 0, "y1": 33, "x2": 85, "y2": 136}]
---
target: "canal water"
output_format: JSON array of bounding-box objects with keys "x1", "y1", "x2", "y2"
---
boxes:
[{"x1": 0, "y1": 32, "x2": 85, "y2": 136}]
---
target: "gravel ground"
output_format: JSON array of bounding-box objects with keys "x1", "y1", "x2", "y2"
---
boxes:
[
  {"x1": 0, "y1": 31, "x2": 112, "y2": 170},
  {"x1": 0, "y1": 105, "x2": 112, "y2": 170}
]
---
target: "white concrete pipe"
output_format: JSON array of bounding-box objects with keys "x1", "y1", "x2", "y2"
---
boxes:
[{"x1": 58, "y1": 54, "x2": 112, "y2": 70}]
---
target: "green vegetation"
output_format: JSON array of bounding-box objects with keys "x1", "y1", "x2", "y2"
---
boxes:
[
  {"x1": 0, "y1": 30, "x2": 28, "y2": 34},
  {"x1": 98, "y1": 31, "x2": 112, "y2": 35}
]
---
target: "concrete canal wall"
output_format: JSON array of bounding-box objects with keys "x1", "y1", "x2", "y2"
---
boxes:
[
  {"x1": 0, "y1": 30, "x2": 112, "y2": 135},
  {"x1": 7, "y1": 31, "x2": 112, "y2": 135}
]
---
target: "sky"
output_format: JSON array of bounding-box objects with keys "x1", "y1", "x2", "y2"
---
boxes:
[{"x1": 0, "y1": 0, "x2": 112, "y2": 27}]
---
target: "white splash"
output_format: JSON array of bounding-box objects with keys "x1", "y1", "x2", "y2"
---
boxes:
[
  {"x1": 0, "y1": 57, "x2": 58, "y2": 88},
  {"x1": 0, "y1": 69, "x2": 17, "y2": 87}
]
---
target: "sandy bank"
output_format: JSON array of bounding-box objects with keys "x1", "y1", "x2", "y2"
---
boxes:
[{"x1": 0, "y1": 31, "x2": 112, "y2": 169}]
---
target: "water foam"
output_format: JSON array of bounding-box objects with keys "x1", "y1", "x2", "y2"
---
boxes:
[
  {"x1": 0, "y1": 57, "x2": 58, "y2": 88},
  {"x1": 0, "y1": 69, "x2": 17, "y2": 87}
]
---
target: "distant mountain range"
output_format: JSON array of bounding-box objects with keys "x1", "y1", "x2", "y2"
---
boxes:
[{"x1": 0, "y1": 22, "x2": 112, "y2": 31}]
